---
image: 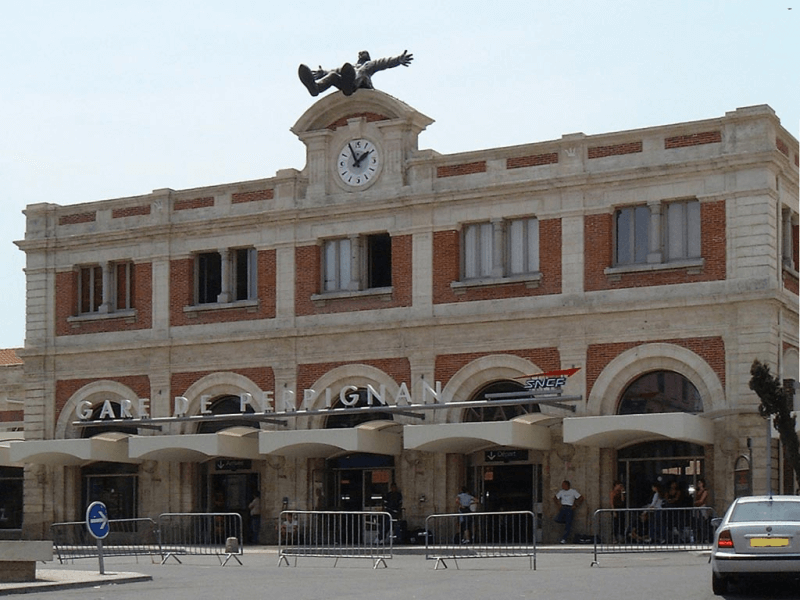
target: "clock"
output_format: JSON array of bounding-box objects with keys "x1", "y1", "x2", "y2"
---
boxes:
[{"x1": 337, "y1": 138, "x2": 380, "y2": 187}]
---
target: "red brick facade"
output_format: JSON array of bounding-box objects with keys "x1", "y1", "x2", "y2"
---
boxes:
[
  {"x1": 326, "y1": 112, "x2": 389, "y2": 130},
  {"x1": 231, "y1": 189, "x2": 274, "y2": 204},
  {"x1": 297, "y1": 358, "x2": 411, "y2": 399},
  {"x1": 171, "y1": 367, "x2": 274, "y2": 402},
  {"x1": 174, "y1": 196, "x2": 214, "y2": 211},
  {"x1": 432, "y1": 218, "x2": 562, "y2": 304},
  {"x1": 112, "y1": 205, "x2": 151, "y2": 218},
  {"x1": 664, "y1": 131, "x2": 722, "y2": 149},
  {"x1": 169, "y1": 249, "x2": 276, "y2": 327},
  {"x1": 55, "y1": 262, "x2": 153, "y2": 336},
  {"x1": 585, "y1": 336, "x2": 726, "y2": 404},
  {"x1": 294, "y1": 235, "x2": 413, "y2": 316},
  {"x1": 56, "y1": 375, "x2": 151, "y2": 422},
  {"x1": 436, "y1": 161, "x2": 487, "y2": 178},
  {"x1": 435, "y1": 348, "x2": 561, "y2": 387},
  {"x1": 506, "y1": 153, "x2": 559, "y2": 169},
  {"x1": 58, "y1": 212, "x2": 96, "y2": 225},
  {"x1": 588, "y1": 141, "x2": 643, "y2": 159},
  {"x1": 584, "y1": 200, "x2": 726, "y2": 291}
]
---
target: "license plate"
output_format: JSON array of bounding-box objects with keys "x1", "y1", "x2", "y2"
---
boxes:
[{"x1": 750, "y1": 537, "x2": 789, "y2": 547}]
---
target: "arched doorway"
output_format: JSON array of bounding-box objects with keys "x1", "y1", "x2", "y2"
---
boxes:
[
  {"x1": 464, "y1": 380, "x2": 544, "y2": 539},
  {"x1": 197, "y1": 395, "x2": 260, "y2": 539},
  {"x1": 324, "y1": 388, "x2": 395, "y2": 512},
  {"x1": 80, "y1": 402, "x2": 139, "y2": 519},
  {"x1": 616, "y1": 371, "x2": 706, "y2": 507}
]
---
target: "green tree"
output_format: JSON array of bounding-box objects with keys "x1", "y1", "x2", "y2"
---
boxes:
[{"x1": 749, "y1": 359, "x2": 800, "y2": 489}]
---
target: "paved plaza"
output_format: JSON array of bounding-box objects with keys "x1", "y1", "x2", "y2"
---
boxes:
[{"x1": 2, "y1": 546, "x2": 795, "y2": 600}]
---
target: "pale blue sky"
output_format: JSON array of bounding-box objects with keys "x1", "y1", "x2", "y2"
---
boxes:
[{"x1": 0, "y1": 0, "x2": 796, "y2": 348}]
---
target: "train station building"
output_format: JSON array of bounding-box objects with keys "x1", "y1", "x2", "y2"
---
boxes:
[{"x1": 1, "y1": 89, "x2": 798, "y2": 543}]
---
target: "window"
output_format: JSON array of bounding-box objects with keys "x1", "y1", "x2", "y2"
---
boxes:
[
  {"x1": 664, "y1": 200, "x2": 701, "y2": 261},
  {"x1": 463, "y1": 222, "x2": 493, "y2": 279},
  {"x1": 196, "y1": 248, "x2": 256, "y2": 304},
  {"x1": 114, "y1": 262, "x2": 135, "y2": 311},
  {"x1": 462, "y1": 217, "x2": 540, "y2": 280},
  {"x1": 508, "y1": 218, "x2": 540, "y2": 276},
  {"x1": 614, "y1": 200, "x2": 701, "y2": 266},
  {"x1": 78, "y1": 265, "x2": 103, "y2": 313},
  {"x1": 615, "y1": 206, "x2": 649, "y2": 266},
  {"x1": 782, "y1": 208, "x2": 798, "y2": 271},
  {"x1": 77, "y1": 261, "x2": 135, "y2": 314},
  {"x1": 617, "y1": 371, "x2": 703, "y2": 415},
  {"x1": 323, "y1": 233, "x2": 391, "y2": 293}
]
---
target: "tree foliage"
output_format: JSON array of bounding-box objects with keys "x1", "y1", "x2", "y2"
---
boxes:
[{"x1": 749, "y1": 359, "x2": 800, "y2": 489}]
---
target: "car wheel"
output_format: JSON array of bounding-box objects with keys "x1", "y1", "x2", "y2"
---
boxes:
[{"x1": 712, "y1": 573, "x2": 728, "y2": 595}]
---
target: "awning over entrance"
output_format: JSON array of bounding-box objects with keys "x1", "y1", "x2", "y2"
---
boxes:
[
  {"x1": 128, "y1": 427, "x2": 260, "y2": 462},
  {"x1": 403, "y1": 414, "x2": 553, "y2": 454},
  {"x1": 6, "y1": 432, "x2": 139, "y2": 466},
  {"x1": 562, "y1": 413, "x2": 714, "y2": 447},
  {"x1": 259, "y1": 421, "x2": 402, "y2": 458},
  {"x1": 0, "y1": 442, "x2": 23, "y2": 467}
]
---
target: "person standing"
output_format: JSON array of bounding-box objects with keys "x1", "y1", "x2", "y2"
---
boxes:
[
  {"x1": 609, "y1": 480, "x2": 626, "y2": 543},
  {"x1": 553, "y1": 480, "x2": 583, "y2": 544},
  {"x1": 693, "y1": 478, "x2": 711, "y2": 542},
  {"x1": 455, "y1": 486, "x2": 477, "y2": 543},
  {"x1": 248, "y1": 491, "x2": 261, "y2": 545}
]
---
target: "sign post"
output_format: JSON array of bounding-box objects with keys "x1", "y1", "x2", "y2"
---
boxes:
[{"x1": 85, "y1": 501, "x2": 109, "y2": 575}]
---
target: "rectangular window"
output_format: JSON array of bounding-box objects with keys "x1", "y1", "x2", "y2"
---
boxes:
[
  {"x1": 615, "y1": 206, "x2": 650, "y2": 265},
  {"x1": 233, "y1": 248, "x2": 257, "y2": 301},
  {"x1": 114, "y1": 262, "x2": 135, "y2": 311},
  {"x1": 197, "y1": 252, "x2": 222, "y2": 304},
  {"x1": 195, "y1": 248, "x2": 257, "y2": 304},
  {"x1": 78, "y1": 265, "x2": 103, "y2": 314},
  {"x1": 323, "y1": 233, "x2": 392, "y2": 292},
  {"x1": 508, "y1": 217, "x2": 539, "y2": 275},
  {"x1": 462, "y1": 218, "x2": 540, "y2": 280},
  {"x1": 664, "y1": 200, "x2": 701, "y2": 261},
  {"x1": 463, "y1": 222, "x2": 494, "y2": 279},
  {"x1": 367, "y1": 233, "x2": 392, "y2": 288},
  {"x1": 324, "y1": 238, "x2": 352, "y2": 292}
]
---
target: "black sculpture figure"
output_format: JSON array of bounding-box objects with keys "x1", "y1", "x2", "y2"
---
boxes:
[{"x1": 298, "y1": 50, "x2": 413, "y2": 97}]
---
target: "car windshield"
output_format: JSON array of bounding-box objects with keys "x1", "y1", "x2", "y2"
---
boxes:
[{"x1": 730, "y1": 500, "x2": 800, "y2": 522}]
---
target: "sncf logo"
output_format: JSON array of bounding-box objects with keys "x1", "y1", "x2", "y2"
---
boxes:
[{"x1": 521, "y1": 367, "x2": 580, "y2": 391}]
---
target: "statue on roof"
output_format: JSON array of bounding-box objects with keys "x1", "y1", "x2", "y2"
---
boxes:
[{"x1": 298, "y1": 50, "x2": 413, "y2": 97}]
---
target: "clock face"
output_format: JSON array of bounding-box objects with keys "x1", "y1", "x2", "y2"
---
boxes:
[{"x1": 337, "y1": 138, "x2": 380, "y2": 187}]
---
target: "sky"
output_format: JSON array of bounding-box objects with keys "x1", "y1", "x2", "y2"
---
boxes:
[{"x1": 0, "y1": 1, "x2": 797, "y2": 349}]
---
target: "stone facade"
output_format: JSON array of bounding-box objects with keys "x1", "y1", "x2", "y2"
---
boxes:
[{"x1": 6, "y1": 92, "x2": 799, "y2": 542}]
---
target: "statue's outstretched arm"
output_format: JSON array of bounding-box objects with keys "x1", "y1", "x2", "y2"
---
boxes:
[{"x1": 363, "y1": 50, "x2": 413, "y2": 75}]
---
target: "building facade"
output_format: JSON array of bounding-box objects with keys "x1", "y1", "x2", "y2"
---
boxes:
[{"x1": 5, "y1": 91, "x2": 799, "y2": 542}]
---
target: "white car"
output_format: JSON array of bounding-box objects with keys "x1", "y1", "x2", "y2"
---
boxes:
[{"x1": 711, "y1": 495, "x2": 800, "y2": 594}]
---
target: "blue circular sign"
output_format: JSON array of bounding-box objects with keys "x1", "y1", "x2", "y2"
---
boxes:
[{"x1": 86, "y1": 501, "x2": 109, "y2": 540}]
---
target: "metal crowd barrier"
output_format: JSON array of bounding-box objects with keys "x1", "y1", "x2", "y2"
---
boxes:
[
  {"x1": 51, "y1": 518, "x2": 159, "y2": 563},
  {"x1": 424, "y1": 511, "x2": 537, "y2": 570},
  {"x1": 277, "y1": 510, "x2": 393, "y2": 568},
  {"x1": 158, "y1": 512, "x2": 243, "y2": 566},
  {"x1": 591, "y1": 506, "x2": 716, "y2": 565}
]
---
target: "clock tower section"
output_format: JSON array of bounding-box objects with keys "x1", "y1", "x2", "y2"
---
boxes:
[{"x1": 291, "y1": 90, "x2": 433, "y2": 204}]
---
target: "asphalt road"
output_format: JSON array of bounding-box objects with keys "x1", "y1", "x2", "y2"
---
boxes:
[{"x1": 8, "y1": 549, "x2": 799, "y2": 600}]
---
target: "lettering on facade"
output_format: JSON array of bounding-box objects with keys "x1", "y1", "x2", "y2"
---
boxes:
[{"x1": 76, "y1": 380, "x2": 445, "y2": 423}]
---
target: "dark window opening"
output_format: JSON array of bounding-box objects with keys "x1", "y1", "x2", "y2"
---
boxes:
[
  {"x1": 367, "y1": 233, "x2": 392, "y2": 288},
  {"x1": 617, "y1": 371, "x2": 703, "y2": 415},
  {"x1": 197, "y1": 252, "x2": 222, "y2": 304}
]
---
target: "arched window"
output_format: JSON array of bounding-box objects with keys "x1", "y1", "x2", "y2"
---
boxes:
[
  {"x1": 325, "y1": 388, "x2": 394, "y2": 429},
  {"x1": 80, "y1": 402, "x2": 138, "y2": 438},
  {"x1": 617, "y1": 371, "x2": 703, "y2": 415},
  {"x1": 463, "y1": 380, "x2": 540, "y2": 423},
  {"x1": 197, "y1": 395, "x2": 256, "y2": 434}
]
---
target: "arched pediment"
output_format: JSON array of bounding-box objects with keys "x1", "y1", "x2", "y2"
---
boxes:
[{"x1": 291, "y1": 89, "x2": 432, "y2": 135}]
